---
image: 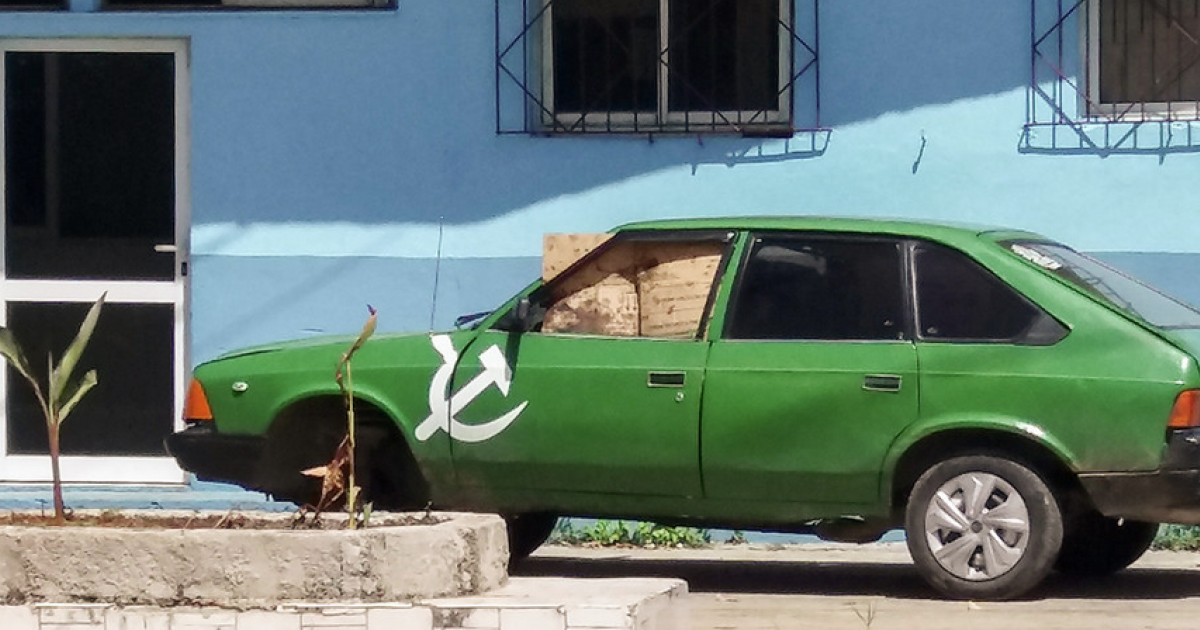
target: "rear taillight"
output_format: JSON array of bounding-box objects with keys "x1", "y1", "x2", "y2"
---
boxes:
[
  {"x1": 183, "y1": 378, "x2": 213, "y2": 423},
  {"x1": 1168, "y1": 389, "x2": 1200, "y2": 429}
]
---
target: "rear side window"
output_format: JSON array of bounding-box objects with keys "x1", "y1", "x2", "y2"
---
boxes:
[
  {"x1": 727, "y1": 237, "x2": 906, "y2": 341},
  {"x1": 915, "y1": 244, "x2": 1064, "y2": 344}
]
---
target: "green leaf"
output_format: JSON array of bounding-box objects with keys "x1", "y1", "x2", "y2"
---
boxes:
[
  {"x1": 56, "y1": 369, "x2": 98, "y2": 425},
  {"x1": 0, "y1": 327, "x2": 37, "y2": 389},
  {"x1": 50, "y1": 293, "x2": 105, "y2": 407}
]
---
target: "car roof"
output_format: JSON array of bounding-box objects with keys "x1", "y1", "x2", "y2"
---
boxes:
[{"x1": 614, "y1": 216, "x2": 1049, "y2": 245}]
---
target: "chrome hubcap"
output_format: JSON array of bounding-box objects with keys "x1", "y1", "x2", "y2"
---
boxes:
[{"x1": 924, "y1": 472, "x2": 1030, "y2": 581}]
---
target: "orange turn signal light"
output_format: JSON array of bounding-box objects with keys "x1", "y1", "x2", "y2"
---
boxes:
[
  {"x1": 1168, "y1": 389, "x2": 1200, "y2": 429},
  {"x1": 183, "y1": 378, "x2": 213, "y2": 422}
]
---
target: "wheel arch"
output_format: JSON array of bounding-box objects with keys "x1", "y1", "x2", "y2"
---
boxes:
[
  {"x1": 256, "y1": 392, "x2": 430, "y2": 509},
  {"x1": 885, "y1": 421, "x2": 1082, "y2": 518}
]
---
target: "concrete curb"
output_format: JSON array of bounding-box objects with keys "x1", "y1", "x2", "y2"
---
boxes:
[
  {"x1": 0, "y1": 577, "x2": 687, "y2": 630},
  {"x1": 0, "y1": 511, "x2": 507, "y2": 607}
]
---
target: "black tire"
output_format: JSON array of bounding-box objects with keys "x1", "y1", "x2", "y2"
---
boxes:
[
  {"x1": 255, "y1": 401, "x2": 428, "y2": 510},
  {"x1": 354, "y1": 423, "x2": 430, "y2": 511},
  {"x1": 905, "y1": 455, "x2": 1064, "y2": 600},
  {"x1": 1056, "y1": 511, "x2": 1157, "y2": 576},
  {"x1": 504, "y1": 513, "x2": 558, "y2": 563}
]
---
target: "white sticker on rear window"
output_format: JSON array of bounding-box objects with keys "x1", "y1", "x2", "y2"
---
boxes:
[{"x1": 1010, "y1": 244, "x2": 1063, "y2": 271}]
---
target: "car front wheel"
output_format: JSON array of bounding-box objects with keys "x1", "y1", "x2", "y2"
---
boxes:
[{"x1": 905, "y1": 455, "x2": 1064, "y2": 600}]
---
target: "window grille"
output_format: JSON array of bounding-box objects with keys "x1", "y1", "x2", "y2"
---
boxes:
[
  {"x1": 0, "y1": 0, "x2": 64, "y2": 9},
  {"x1": 496, "y1": 0, "x2": 822, "y2": 137},
  {"x1": 103, "y1": 0, "x2": 390, "y2": 10},
  {"x1": 1026, "y1": 0, "x2": 1200, "y2": 153}
]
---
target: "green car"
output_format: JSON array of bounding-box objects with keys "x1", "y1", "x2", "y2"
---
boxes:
[{"x1": 167, "y1": 217, "x2": 1200, "y2": 600}]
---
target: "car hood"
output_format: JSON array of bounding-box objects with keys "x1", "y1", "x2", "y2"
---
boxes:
[{"x1": 215, "y1": 331, "x2": 440, "y2": 360}]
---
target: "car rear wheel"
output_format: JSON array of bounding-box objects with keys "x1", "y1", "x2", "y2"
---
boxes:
[
  {"x1": 905, "y1": 455, "x2": 1063, "y2": 600},
  {"x1": 504, "y1": 513, "x2": 558, "y2": 563},
  {"x1": 1056, "y1": 511, "x2": 1157, "y2": 576}
]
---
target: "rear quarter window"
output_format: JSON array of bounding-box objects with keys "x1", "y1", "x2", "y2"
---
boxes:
[{"x1": 915, "y1": 244, "x2": 1065, "y2": 344}]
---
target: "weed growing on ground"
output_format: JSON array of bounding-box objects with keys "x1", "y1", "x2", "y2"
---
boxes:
[
  {"x1": 550, "y1": 519, "x2": 711, "y2": 548},
  {"x1": 1153, "y1": 525, "x2": 1200, "y2": 551}
]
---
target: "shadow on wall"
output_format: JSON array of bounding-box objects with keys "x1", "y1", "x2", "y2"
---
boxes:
[
  {"x1": 818, "y1": 0, "x2": 1028, "y2": 128},
  {"x1": 191, "y1": 0, "x2": 1032, "y2": 228}
]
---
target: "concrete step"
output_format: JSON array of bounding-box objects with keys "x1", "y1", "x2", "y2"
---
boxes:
[{"x1": 0, "y1": 577, "x2": 687, "y2": 630}]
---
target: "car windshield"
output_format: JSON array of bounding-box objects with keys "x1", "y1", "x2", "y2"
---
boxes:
[{"x1": 1003, "y1": 240, "x2": 1200, "y2": 330}]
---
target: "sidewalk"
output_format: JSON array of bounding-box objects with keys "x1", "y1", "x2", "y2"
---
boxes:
[
  {"x1": 521, "y1": 543, "x2": 1200, "y2": 630},
  {"x1": 0, "y1": 578, "x2": 687, "y2": 630}
]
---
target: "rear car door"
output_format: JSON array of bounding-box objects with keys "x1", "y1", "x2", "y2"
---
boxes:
[{"x1": 702, "y1": 233, "x2": 919, "y2": 510}]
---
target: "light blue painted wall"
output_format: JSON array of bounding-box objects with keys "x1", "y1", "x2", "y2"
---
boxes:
[
  {"x1": 5, "y1": 0, "x2": 1199, "y2": 358},
  {"x1": 191, "y1": 256, "x2": 539, "y2": 360}
]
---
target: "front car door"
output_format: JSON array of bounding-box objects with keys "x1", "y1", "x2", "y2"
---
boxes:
[
  {"x1": 702, "y1": 233, "x2": 919, "y2": 515},
  {"x1": 444, "y1": 231, "x2": 735, "y2": 503}
]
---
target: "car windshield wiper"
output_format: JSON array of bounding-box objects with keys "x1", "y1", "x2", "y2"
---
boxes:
[{"x1": 454, "y1": 310, "x2": 492, "y2": 329}]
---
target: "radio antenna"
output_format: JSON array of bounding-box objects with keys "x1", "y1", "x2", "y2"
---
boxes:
[{"x1": 429, "y1": 216, "x2": 444, "y2": 331}]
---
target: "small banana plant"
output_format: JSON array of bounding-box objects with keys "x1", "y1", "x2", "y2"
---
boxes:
[
  {"x1": 0, "y1": 293, "x2": 105, "y2": 526},
  {"x1": 334, "y1": 305, "x2": 377, "y2": 529}
]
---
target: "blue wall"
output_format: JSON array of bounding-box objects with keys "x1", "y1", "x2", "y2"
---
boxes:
[{"x1": 5, "y1": 0, "x2": 1200, "y2": 362}]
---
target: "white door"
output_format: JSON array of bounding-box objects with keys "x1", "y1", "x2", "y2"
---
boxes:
[{"x1": 0, "y1": 39, "x2": 189, "y2": 483}]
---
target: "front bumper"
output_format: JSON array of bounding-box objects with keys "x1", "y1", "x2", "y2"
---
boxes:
[
  {"x1": 164, "y1": 425, "x2": 265, "y2": 488},
  {"x1": 1079, "y1": 428, "x2": 1200, "y2": 525}
]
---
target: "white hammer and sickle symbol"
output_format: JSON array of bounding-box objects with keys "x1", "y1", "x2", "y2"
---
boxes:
[{"x1": 415, "y1": 334, "x2": 529, "y2": 442}]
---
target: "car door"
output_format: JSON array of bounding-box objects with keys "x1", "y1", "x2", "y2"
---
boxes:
[
  {"x1": 446, "y1": 231, "x2": 734, "y2": 499},
  {"x1": 701, "y1": 233, "x2": 919, "y2": 510}
]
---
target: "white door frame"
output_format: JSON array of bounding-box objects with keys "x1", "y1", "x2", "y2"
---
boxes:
[{"x1": 0, "y1": 38, "x2": 190, "y2": 484}]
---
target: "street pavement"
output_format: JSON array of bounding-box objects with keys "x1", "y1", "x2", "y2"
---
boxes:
[{"x1": 520, "y1": 542, "x2": 1200, "y2": 630}]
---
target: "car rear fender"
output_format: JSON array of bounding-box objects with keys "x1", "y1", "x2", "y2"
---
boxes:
[{"x1": 881, "y1": 415, "x2": 1079, "y2": 514}]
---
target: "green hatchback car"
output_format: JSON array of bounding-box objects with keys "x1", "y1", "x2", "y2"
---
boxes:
[{"x1": 167, "y1": 217, "x2": 1200, "y2": 600}]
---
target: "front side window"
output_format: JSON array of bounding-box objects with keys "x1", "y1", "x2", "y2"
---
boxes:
[
  {"x1": 1091, "y1": 0, "x2": 1200, "y2": 119},
  {"x1": 528, "y1": 236, "x2": 728, "y2": 339},
  {"x1": 915, "y1": 244, "x2": 1064, "y2": 343},
  {"x1": 726, "y1": 237, "x2": 906, "y2": 341},
  {"x1": 545, "y1": 0, "x2": 788, "y2": 133}
]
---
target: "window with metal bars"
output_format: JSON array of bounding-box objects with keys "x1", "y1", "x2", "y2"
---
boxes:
[
  {"x1": 1091, "y1": 0, "x2": 1200, "y2": 119},
  {"x1": 0, "y1": 0, "x2": 65, "y2": 9},
  {"x1": 499, "y1": 0, "x2": 808, "y2": 136},
  {"x1": 1026, "y1": 0, "x2": 1200, "y2": 153},
  {"x1": 101, "y1": 0, "x2": 390, "y2": 10}
]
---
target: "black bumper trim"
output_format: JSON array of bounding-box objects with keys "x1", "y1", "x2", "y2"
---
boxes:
[
  {"x1": 1079, "y1": 428, "x2": 1200, "y2": 525},
  {"x1": 164, "y1": 426, "x2": 265, "y2": 488}
]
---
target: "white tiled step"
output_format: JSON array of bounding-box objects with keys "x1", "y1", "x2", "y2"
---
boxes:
[{"x1": 0, "y1": 578, "x2": 687, "y2": 630}]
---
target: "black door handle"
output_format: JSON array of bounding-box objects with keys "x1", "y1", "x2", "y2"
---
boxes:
[
  {"x1": 648, "y1": 371, "x2": 686, "y2": 388},
  {"x1": 863, "y1": 374, "x2": 902, "y2": 392}
]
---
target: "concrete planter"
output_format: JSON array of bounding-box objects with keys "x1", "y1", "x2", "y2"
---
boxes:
[{"x1": 0, "y1": 511, "x2": 508, "y2": 608}]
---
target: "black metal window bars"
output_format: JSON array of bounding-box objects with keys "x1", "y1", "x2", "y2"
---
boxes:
[
  {"x1": 496, "y1": 0, "x2": 821, "y2": 137},
  {"x1": 1027, "y1": 0, "x2": 1200, "y2": 153}
]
